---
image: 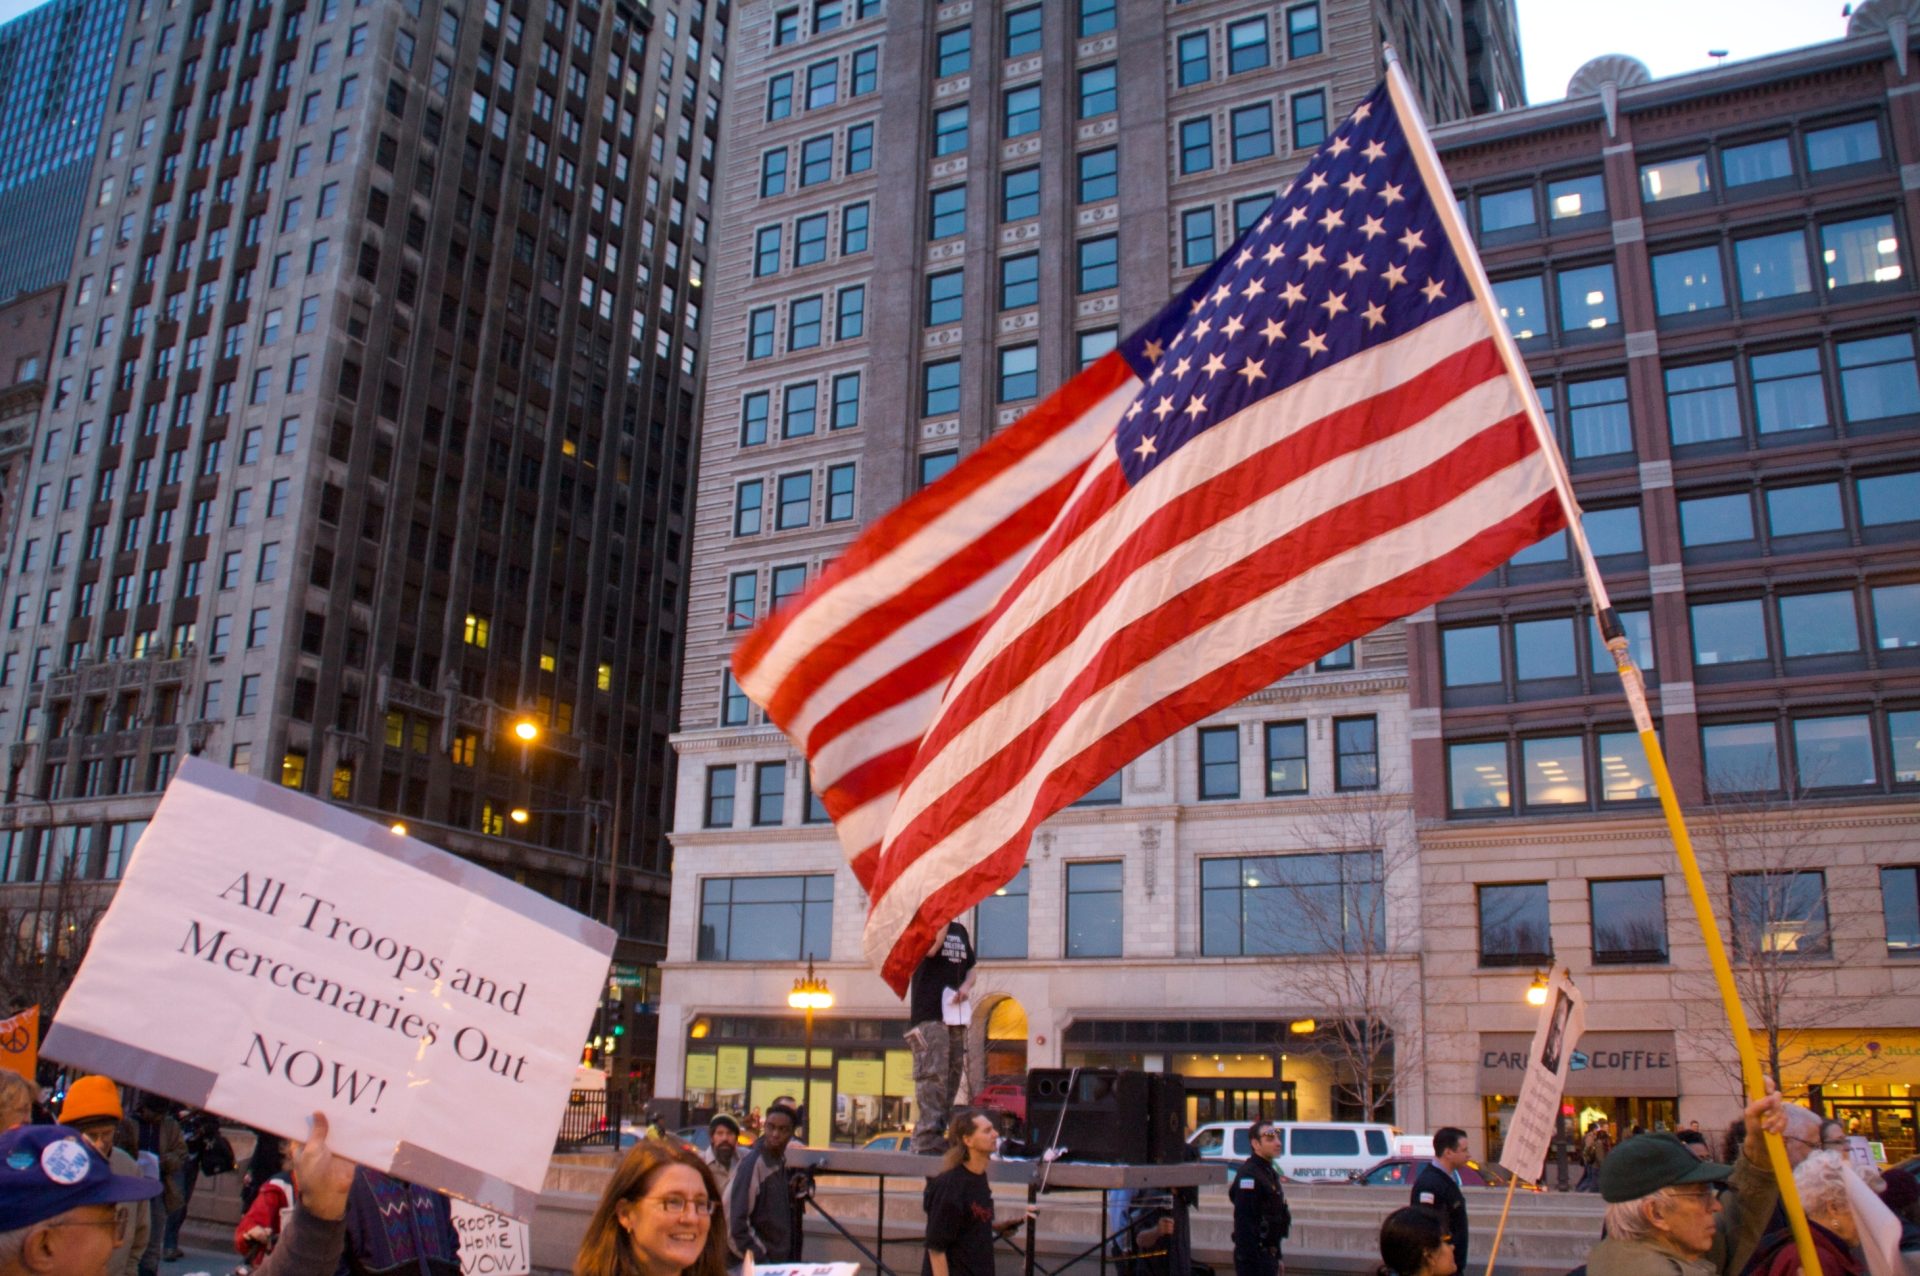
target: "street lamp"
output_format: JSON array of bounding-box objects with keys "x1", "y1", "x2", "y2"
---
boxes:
[
  {"x1": 511, "y1": 719, "x2": 541, "y2": 743},
  {"x1": 1526, "y1": 971, "x2": 1550, "y2": 1006},
  {"x1": 787, "y1": 958, "x2": 832, "y2": 1141}
]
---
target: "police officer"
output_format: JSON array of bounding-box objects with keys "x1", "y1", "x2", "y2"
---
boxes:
[
  {"x1": 1230, "y1": 1121, "x2": 1290, "y2": 1276},
  {"x1": 1410, "y1": 1126, "x2": 1471, "y2": 1273}
]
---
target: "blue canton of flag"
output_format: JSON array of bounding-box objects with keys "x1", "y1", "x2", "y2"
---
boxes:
[{"x1": 1114, "y1": 82, "x2": 1471, "y2": 483}]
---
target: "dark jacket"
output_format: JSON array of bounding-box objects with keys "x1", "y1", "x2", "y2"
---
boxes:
[
  {"x1": 336, "y1": 1168, "x2": 460, "y2": 1276},
  {"x1": 1738, "y1": 1220, "x2": 1862, "y2": 1276},
  {"x1": 1411, "y1": 1161, "x2": 1469, "y2": 1271},
  {"x1": 728, "y1": 1142, "x2": 803, "y2": 1263},
  {"x1": 909, "y1": 923, "x2": 976, "y2": 1025},
  {"x1": 1228, "y1": 1155, "x2": 1289, "y2": 1253}
]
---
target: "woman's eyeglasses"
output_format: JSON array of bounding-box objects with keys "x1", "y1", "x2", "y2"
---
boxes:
[{"x1": 636, "y1": 1194, "x2": 720, "y2": 1217}]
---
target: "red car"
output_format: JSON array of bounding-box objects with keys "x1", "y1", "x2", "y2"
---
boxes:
[
  {"x1": 976, "y1": 1083, "x2": 1027, "y2": 1125},
  {"x1": 1351, "y1": 1157, "x2": 1541, "y2": 1191}
]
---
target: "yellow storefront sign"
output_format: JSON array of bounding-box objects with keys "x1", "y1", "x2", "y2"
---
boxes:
[
  {"x1": 686, "y1": 1054, "x2": 717, "y2": 1090},
  {"x1": 885, "y1": 1049, "x2": 914, "y2": 1095},
  {"x1": 839, "y1": 1060, "x2": 886, "y2": 1094},
  {"x1": 717, "y1": 1046, "x2": 749, "y2": 1091},
  {"x1": 1752, "y1": 1028, "x2": 1920, "y2": 1087}
]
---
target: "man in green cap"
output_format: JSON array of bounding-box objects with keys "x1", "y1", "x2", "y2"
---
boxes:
[{"x1": 1587, "y1": 1085, "x2": 1811, "y2": 1276}]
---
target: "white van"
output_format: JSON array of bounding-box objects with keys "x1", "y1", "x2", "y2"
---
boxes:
[{"x1": 1188, "y1": 1121, "x2": 1398, "y2": 1181}]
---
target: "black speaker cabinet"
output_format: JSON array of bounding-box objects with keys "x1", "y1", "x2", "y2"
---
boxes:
[{"x1": 1025, "y1": 1068, "x2": 1188, "y2": 1164}]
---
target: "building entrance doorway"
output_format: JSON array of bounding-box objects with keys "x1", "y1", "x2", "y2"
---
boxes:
[
  {"x1": 1190, "y1": 1083, "x2": 1296, "y2": 1127},
  {"x1": 1828, "y1": 1100, "x2": 1917, "y2": 1164}
]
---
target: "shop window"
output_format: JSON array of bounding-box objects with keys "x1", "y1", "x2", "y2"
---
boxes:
[
  {"x1": 1478, "y1": 882, "x2": 1552, "y2": 966},
  {"x1": 1730, "y1": 870, "x2": 1831, "y2": 958},
  {"x1": 1198, "y1": 725, "x2": 1239, "y2": 799},
  {"x1": 1065, "y1": 861, "x2": 1123, "y2": 958},
  {"x1": 1590, "y1": 878, "x2": 1669, "y2": 964},
  {"x1": 698, "y1": 874, "x2": 833, "y2": 961},
  {"x1": 1201, "y1": 851, "x2": 1381, "y2": 956},
  {"x1": 976, "y1": 866, "x2": 1029, "y2": 959}
]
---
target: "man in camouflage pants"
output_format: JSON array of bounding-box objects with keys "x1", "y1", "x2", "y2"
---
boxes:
[{"x1": 908, "y1": 921, "x2": 976, "y2": 1154}]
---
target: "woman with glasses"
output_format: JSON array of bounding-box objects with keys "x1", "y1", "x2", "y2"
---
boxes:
[
  {"x1": 1377, "y1": 1206, "x2": 1457, "y2": 1276},
  {"x1": 575, "y1": 1139, "x2": 730, "y2": 1276}
]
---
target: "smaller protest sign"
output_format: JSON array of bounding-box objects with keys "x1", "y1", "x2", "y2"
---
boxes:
[
  {"x1": 0, "y1": 1005, "x2": 38, "y2": 1082},
  {"x1": 451, "y1": 1199, "x2": 531, "y2": 1276},
  {"x1": 1497, "y1": 969, "x2": 1586, "y2": 1184},
  {"x1": 1846, "y1": 1135, "x2": 1875, "y2": 1173}
]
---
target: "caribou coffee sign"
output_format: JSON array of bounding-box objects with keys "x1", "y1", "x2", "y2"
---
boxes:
[{"x1": 1480, "y1": 1030, "x2": 1677, "y2": 1096}]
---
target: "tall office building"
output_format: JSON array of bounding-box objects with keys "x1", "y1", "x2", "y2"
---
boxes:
[
  {"x1": 660, "y1": 0, "x2": 1519, "y2": 1136},
  {"x1": 1417, "y1": 19, "x2": 1920, "y2": 1156},
  {"x1": 0, "y1": 0, "x2": 129, "y2": 303},
  {"x1": 0, "y1": 0, "x2": 723, "y2": 1094}
]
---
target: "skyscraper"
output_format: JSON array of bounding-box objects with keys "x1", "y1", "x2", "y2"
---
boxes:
[
  {"x1": 661, "y1": 0, "x2": 1520, "y2": 1133},
  {"x1": 0, "y1": 0, "x2": 129, "y2": 303},
  {"x1": 0, "y1": 0, "x2": 722, "y2": 1096}
]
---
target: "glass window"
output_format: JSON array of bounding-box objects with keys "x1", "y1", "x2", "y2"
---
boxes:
[
  {"x1": 1198, "y1": 725, "x2": 1239, "y2": 799},
  {"x1": 1734, "y1": 231, "x2": 1813, "y2": 303},
  {"x1": 929, "y1": 185, "x2": 966, "y2": 239},
  {"x1": 1003, "y1": 166, "x2": 1041, "y2": 220},
  {"x1": 1567, "y1": 376, "x2": 1631, "y2": 458},
  {"x1": 1591, "y1": 878, "x2": 1668, "y2": 963},
  {"x1": 976, "y1": 866, "x2": 1029, "y2": 959},
  {"x1": 1730, "y1": 870, "x2": 1831, "y2": 957},
  {"x1": 1065, "y1": 861, "x2": 1123, "y2": 958},
  {"x1": 1179, "y1": 117, "x2": 1214, "y2": 174},
  {"x1": 748, "y1": 307, "x2": 775, "y2": 359},
  {"x1": 1588, "y1": 609, "x2": 1656, "y2": 675},
  {"x1": 1078, "y1": 328, "x2": 1118, "y2": 368},
  {"x1": 1838, "y1": 333, "x2": 1920, "y2": 422},
  {"x1": 1078, "y1": 147, "x2": 1117, "y2": 203},
  {"x1": 704, "y1": 765, "x2": 736, "y2": 826},
  {"x1": 1290, "y1": 89, "x2": 1326, "y2": 149},
  {"x1": 998, "y1": 344, "x2": 1038, "y2": 401},
  {"x1": 1004, "y1": 4, "x2": 1041, "y2": 57},
  {"x1": 1765, "y1": 483, "x2": 1844, "y2": 538},
  {"x1": 1778, "y1": 591, "x2": 1859, "y2": 658},
  {"x1": 1078, "y1": 235, "x2": 1118, "y2": 292},
  {"x1": 833, "y1": 372, "x2": 862, "y2": 429},
  {"x1": 753, "y1": 761, "x2": 787, "y2": 824},
  {"x1": 1652, "y1": 245, "x2": 1727, "y2": 316},
  {"x1": 1075, "y1": 770, "x2": 1122, "y2": 806},
  {"x1": 1859, "y1": 470, "x2": 1920, "y2": 526},
  {"x1": 1181, "y1": 207, "x2": 1216, "y2": 268},
  {"x1": 1641, "y1": 155, "x2": 1710, "y2": 202},
  {"x1": 1703, "y1": 721, "x2": 1781, "y2": 793},
  {"x1": 734, "y1": 480, "x2": 764, "y2": 536},
  {"x1": 934, "y1": 104, "x2": 969, "y2": 155},
  {"x1": 923, "y1": 359, "x2": 960, "y2": 416},
  {"x1": 847, "y1": 123, "x2": 873, "y2": 173},
  {"x1": 1285, "y1": 2, "x2": 1321, "y2": 58},
  {"x1": 1822, "y1": 214, "x2": 1902, "y2": 290},
  {"x1": 1225, "y1": 18, "x2": 1268, "y2": 74},
  {"x1": 1794, "y1": 714, "x2": 1876, "y2": 789},
  {"x1": 1443, "y1": 625, "x2": 1501, "y2": 687},
  {"x1": 1558, "y1": 263, "x2": 1618, "y2": 333},
  {"x1": 919, "y1": 450, "x2": 958, "y2": 487},
  {"x1": 1892, "y1": 710, "x2": 1920, "y2": 783},
  {"x1": 1077, "y1": 64, "x2": 1115, "y2": 119},
  {"x1": 1335, "y1": 715, "x2": 1377, "y2": 790},
  {"x1": 1479, "y1": 188, "x2": 1536, "y2": 235},
  {"x1": 1231, "y1": 103, "x2": 1273, "y2": 162},
  {"x1": 837, "y1": 285, "x2": 866, "y2": 340},
  {"x1": 1449, "y1": 741, "x2": 1510, "y2": 812},
  {"x1": 1691, "y1": 598, "x2": 1768, "y2": 668},
  {"x1": 842, "y1": 202, "x2": 870, "y2": 253},
  {"x1": 1513, "y1": 617, "x2": 1576, "y2": 682},
  {"x1": 1202, "y1": 852, "x2": 1382, "y2": 956},
  {"x1": 937, "y1": 26, "x2": 970, "y2": 77},
  {"x1": 1881, "y1": 866, "x2": 1920, "y2": 954},
  {"x1": 1000, "y1": 253, "x2": 1039, "y2": 309},
  {"x1": 1522, "y1": 735, "x2": 1587, "y2": 807},
  {"x1": 1479, "y1": 882, "x2": 1552, "y2": 965},
  {"x1": 1492, "y1": 275, "x2": 1546, "y2": 342},
  {"x1": 1264, "y1": 721, "x2": 1307, "y2": 795},
  {"x1": 1547, "y1": 173, "x2": 1605, "y2": 222},
  {"x1": 1666, "y1": 361, "x2": 1741, "y2": 445},
  {"x1": 788, "y1": 296, "x2": 823, "y2": 350},
  {"x1": 1583, "y1": 505, "x2": 1642, "y2": 558},
  {"x1": 776, "y1": 471, "x2": 812, "y2": 529},
  {"x1": 1679, "y1": 493, "x2": 1755, "y2": 548},
  {"x1": 697, "y1": 874, "x2": 833, "y2": 962},
  {"x1": 1806, "y1": 119, "x2": 1883, "y2": 173},
  {"x1": 794, "y1": 213, "x2": 828, "y2": 265},
  {"x1": 770, "y1": 564, "x2": 807, "y2": 612},
  {"x1": 1078, "y1": 0, "x2": 1115, "y2": 35},
  {"x1": 1722, "y1": 137, "x2": 1794, "y2": 187},
  {"x1": 760, "y1": 149, "x2": 787, "y2": 197},
  {"x1": 926, "y1": 269, "x2": 964, "y2": 326},
  {"x1": 1002, "y1": 85, "x2": 1040, "y2": 138},
  {"x1": 1872, "y1": 583, "x2": 1920, "y2": 651},
  {"x1": 1598, "y1": 731, "x2": 1655, "y2": 803},
  {"x1": 1177, "y1": 32, "x2": 1209, "y2": 86},
  {"x1": 728, "y1": 573, "x2": 757, "y2": 629},
  {"x1": 1752, "y1": 348, "x2": 1828, "y2": 434}
]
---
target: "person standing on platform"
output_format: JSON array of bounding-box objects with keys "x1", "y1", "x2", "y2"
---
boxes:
[
  {"x1": 908, "y1": 923, "x2": 975, "y2": 1155},
  {"x1": 922, "y1": 1110, "x2": 1027, "y2": 1276},
  {"x1": 1411, "y1": 1128, "x2": 1470, "y2": 1275},
  {"x1": 1230, "y1": 1121, "x2": 1290, "y2": 1276}
]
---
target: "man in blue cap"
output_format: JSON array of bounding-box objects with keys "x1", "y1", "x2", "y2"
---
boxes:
[{"x1": 0, "y1": 1122, "x2": 161, "y2": 1276}]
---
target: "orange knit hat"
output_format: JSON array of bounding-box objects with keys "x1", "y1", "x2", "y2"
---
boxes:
[{"x1": 56, "y1": 1075, "x2": 123, "y2": 1126}]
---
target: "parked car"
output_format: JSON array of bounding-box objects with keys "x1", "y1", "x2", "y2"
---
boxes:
[
  {"x1": 674, "y1": 1126, "x2": 712, "y2": 1151},
  {"x1": 556, "y1": 1128, "x2": 642, "y2": 1153},
  {"x1": 1349, "y1": 1157, "x2": 1544, "y2": 1191},
  {"x1": 1188, "y1": 1121, "x2": 1400, "y2": 1182},
  {"x1": 977, "y1": 1083, "x2": 1027, "y2": 1123},
  {"x1": 861, "y1": 1130, "x2": 915, "y2": 1152}
]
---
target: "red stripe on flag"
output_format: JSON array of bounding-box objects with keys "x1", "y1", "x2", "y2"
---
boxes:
[{"x1": 875, "y1": 487, "x2": 1566, "y2": 991}]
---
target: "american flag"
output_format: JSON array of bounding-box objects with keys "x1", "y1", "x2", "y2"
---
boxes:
[{"x1": 733, "y1": 75, "x2": 1570, "y2": 993}]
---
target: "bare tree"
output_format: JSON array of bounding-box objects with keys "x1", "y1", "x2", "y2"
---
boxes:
[
  {"x1": 1253, "y1": 787, "x2": 1423, "y2": 1122},
  {"x1": 0, "y1": 850, "x2": 104, "y2": 1026},
  {"x1": 1674, "y1": 777, "x2": 1882, "y2": 1098}
]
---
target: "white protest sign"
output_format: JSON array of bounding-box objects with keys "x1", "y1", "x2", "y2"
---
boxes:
[
  {"x1": 43, "y1": 757, "x2": 613, "y2": 1218},
  {"x1": 452, "y1": 1199, "x2": 531, "y2": 1276},
  {"x1": 1497, "y1": 968, "x2": 1586, "y2": 1184}
]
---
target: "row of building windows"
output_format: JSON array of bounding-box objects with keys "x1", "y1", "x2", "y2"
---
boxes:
[
  {"x1": 0, "y1": 822, "x2": 149, "y2": 885},
  {"x1": 744, "y1": 284, "x2": 866, "y2": 359},
  {"x1": 762, "y1": 43, "x2": 877, "y2": 123},
  {"x1": 1177, "y1": 90, "x2": 1327, "y2": 175},
  {"x1": 1675, "y1": 468, "x2": 1917, "y2": 559},
  {"x1": 1174, "y1": 3, "x2": 1323, "y2": 87},
  {"x1": 756, "y1": 124, "x2": 871, "y2": 195},
  {"x1": 1446, "y1": 705, "x2": 1918, "y2": 815},
  {"x1": 738, "y1": 371, "x2": 862, "y2": 446},
  {"x1": 770, "y1": 0, "x2": 882, "y2": 49},
  {"x1": 1478, "y1": 865, "x2": 1920, "y2": 968},
  {"x1": 751, "y1": 201, "x2": 870, "y2": 275},
  {"x1": 1197, "y1": 711, "x2": 1378, "y2": 799},
  {"x1": 729, "y1": 463, "x2": 858, "y2": 539}
]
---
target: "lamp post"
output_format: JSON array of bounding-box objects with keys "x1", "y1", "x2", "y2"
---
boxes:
[
  {"x1": 787, "y1": 958, "x2": 832, "y2": 1141},
  {"x1": 1526, "y1": 971, "x2": 1550, "y2": 1006}
]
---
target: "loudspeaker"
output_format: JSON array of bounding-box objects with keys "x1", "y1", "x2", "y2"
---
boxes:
[{"x1": 1025, "y1": 1069, "x2": 1189, "y2": 1164}]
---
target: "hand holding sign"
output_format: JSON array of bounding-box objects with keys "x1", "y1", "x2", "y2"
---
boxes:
[{"x1": 290, "y1": 1111, "x2": 357, "y2": 1220}]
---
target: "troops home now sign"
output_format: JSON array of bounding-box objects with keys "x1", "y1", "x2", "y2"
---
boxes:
[{"x1": 1480, "y1": 1031, "x2": 1678, "y2": 1096}]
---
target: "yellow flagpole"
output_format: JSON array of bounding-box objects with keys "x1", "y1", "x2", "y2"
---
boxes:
[
  {"x1": 1481, "y1": 1174, "x2": 1520, "y2": 1276},
  {"x1": 1381, "y1": 48, "x2": 1824, "y2": 1276}
]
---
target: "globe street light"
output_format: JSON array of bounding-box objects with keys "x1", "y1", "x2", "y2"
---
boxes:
[
  {"x1": 1526, "y1": 971, "x2": 1550, "y2": 1007},
  {"x1": 787, "y1": 958, "x2": 832, "y2": 1141}
]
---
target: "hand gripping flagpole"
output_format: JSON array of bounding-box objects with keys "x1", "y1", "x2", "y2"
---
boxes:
[{"x1": 1382, "y1": 50, "x2": 1824, "y2": 1276}]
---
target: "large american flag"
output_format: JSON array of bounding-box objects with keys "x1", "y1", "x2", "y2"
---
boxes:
[{"x1": 734, "y1": 75, "x2": 1570, "y2": 994}]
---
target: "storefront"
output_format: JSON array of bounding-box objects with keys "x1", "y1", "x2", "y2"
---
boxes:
[
  {"x1": 680, "y1": 1015, "x2": 915, "y2": 1146},
  {"x1": 1480, "y1": 1030, "x2": 1679, "y2": 1161},
  {"x1": 1767, "y1": 1028, "x2": 1920, "y2": 1164}
]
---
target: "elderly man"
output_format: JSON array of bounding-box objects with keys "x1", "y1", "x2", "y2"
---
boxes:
[
  {"x1": 0, "y1": 1123, "x2": 161, "y2": 1276},
  {"x1": 1588, "y1": 1088, "x2": 1802, "y2": 1276}
]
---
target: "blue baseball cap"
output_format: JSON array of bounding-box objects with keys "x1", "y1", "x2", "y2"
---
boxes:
[{"x1": 0, "y1": 1123, "x2": 162, "y2": 1229}]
